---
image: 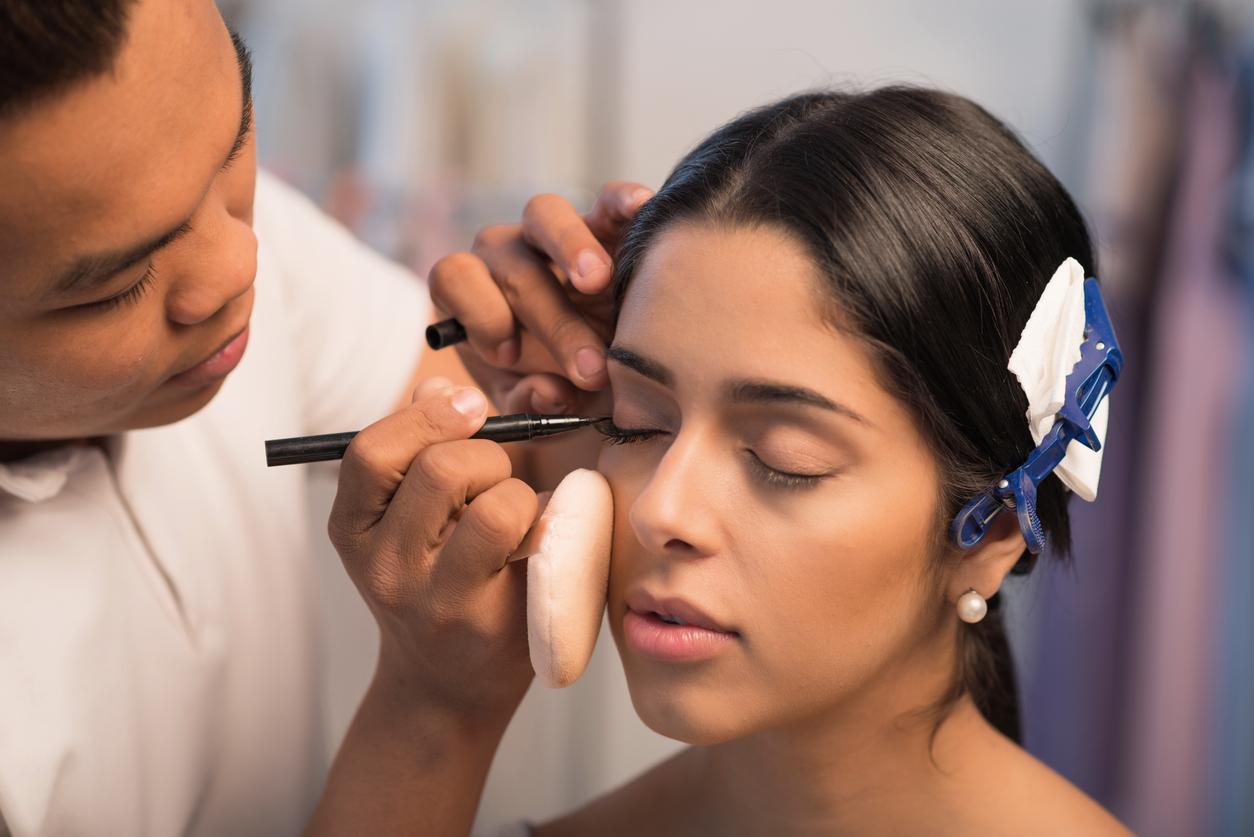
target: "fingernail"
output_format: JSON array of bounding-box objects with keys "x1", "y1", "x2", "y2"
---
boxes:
[
  {"x1": 575, "y1": 346, "x2": 605, "y2": 381},
  {"x1": 451, "y1": 387, "x2": 487, "y2": 418},
  {"x1": 530, "y1": 391, "x2": 569, "y2": 415},
  {"x1": 497, "y1": 338, "x2": 519, "y2": 365},
  {"x1": 574, "y1": 250, "x2": 608, "y2": 286}
]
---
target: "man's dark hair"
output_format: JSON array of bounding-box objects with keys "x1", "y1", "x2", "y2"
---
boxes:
[{"x1": 0, "y1": 0, "x2": 139, "y2": 117}]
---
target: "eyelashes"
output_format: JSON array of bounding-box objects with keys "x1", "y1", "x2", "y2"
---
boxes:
[
  {"x1": 595, "y1": 419, "x2": 663, "y2": 446},
  {"x1": 744, "y1": 453, "x2": 825, "y2": 491},
  {"x1": 596, "y1": 419, "x2": 828, "y2": 491},
  {"x1": 90, "y1": 264, "x2": 158, "y2": 312}
]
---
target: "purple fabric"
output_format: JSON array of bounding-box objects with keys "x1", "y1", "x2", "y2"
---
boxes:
[
  {"x1": 1024, "y1": 37, "x2": 1249, "y2": 837},
  {"x1": 1116, "y1": 62, "x2": 1246, "y2": 836}
]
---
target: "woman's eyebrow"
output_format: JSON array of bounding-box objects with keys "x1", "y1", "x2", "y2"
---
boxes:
[
  {"x1": 606, "y1": 344, "x2": 673, "y2": 387},
  {"x1": 607, "y1": 343, "x2": 870, "y2": 427},
  {"x1": 727, "y1": 380, "x2": 871, "y2": 427}
]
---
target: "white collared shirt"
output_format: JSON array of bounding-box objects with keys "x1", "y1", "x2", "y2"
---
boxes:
[{"x1": 0, "y1": 171, "x2": 428, "y2": 837}]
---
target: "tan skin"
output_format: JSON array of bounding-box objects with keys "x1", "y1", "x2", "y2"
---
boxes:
[
  {"x1": 0, "y1": 0, "x2": 641, "y2": 460},
  {"x1": 317, "y1": 225, "x2": 1129, "y2": 833},
  {"x1": 0, "y1": 0, "x2": 1124, "y2": 833},
  {"x1": 534, "y1": 223, "x2": 1129, "y2": 835},
  {"x1": 0, "y1": 0, "x2": 638, "y2": 832},
  {"x1": 0, "y1": 0, "x2": 259, "y2": 449}
]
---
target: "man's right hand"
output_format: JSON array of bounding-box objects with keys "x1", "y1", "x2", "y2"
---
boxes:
[
  {"x1": 327, "y1": 375, "x2": 537, "y2": 719},
  {"x1": 427, "y1": 181, "x2": 652, "y2": 416},
  {"x1": 309, "y1": 375, "x2": 539, "y2": 835}
]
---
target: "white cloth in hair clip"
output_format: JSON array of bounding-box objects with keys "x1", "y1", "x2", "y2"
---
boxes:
[{"x1": 1007, "y1": 257, "x2": 1109, "y2": 502}]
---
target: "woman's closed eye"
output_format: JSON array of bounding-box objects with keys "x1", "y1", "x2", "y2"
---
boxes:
[
  {"x1": 597, "y1": 419, "x2": 832, "y2": 491},
  {"x1": 743, "y1": 449, "x2": 829, "y2": 491},
  {"x1": 596, "y1": 419, "x2": 666, "y2": 446}
]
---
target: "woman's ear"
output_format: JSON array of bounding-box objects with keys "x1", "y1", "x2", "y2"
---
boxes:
[{"x1": 945, "y1": 510, "x2": 1026, "y2": 603}]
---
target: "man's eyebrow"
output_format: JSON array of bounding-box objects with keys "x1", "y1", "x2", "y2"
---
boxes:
[
  {"x1": 606, "y1": 345, "x2": 673, "y2": 387},
  {"x1": 47, "y1": 32, "x2": 253, "y2": 301},
  {"x1": 727, "y1": 380, "x2": 871, "y2": 426}
]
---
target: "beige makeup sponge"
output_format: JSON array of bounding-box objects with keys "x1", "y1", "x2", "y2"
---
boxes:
[{"x1": 520, "y1": 468, "x2": 613, "y2": 688}]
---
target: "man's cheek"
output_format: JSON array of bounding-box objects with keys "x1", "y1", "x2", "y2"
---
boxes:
[{"x1": 41, "y1": 326, "x2": 163, "y2": 396}]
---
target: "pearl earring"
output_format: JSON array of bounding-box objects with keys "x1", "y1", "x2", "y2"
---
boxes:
[{"x1": 957, "y1": 588, "x2": 988, "y2": 624}]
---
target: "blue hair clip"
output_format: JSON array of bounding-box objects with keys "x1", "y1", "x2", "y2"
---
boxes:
[{"x1": 950, "y1": 277, "x2": 1124, "y2": 555}]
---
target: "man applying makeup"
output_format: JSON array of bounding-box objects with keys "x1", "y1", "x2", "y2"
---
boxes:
[{"x1": 0, "y1": 1, "x2": 638, "y2": 833}]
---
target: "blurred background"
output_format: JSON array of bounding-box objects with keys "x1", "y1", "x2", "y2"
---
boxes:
[{"x1": 219, "y1": 1, "x2": 1254, "y2": 834}]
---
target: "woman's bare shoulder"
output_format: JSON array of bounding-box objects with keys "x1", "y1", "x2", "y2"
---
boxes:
[
  {"x1": 531, "y1": 749, "x2": 694, "y2": 837},
  {"x1": 531, "y1": 730, "x2": 1130, "y2": 836},
  {"x1": 962, "y1": 729, "x2": 1131, "y2": 836}
]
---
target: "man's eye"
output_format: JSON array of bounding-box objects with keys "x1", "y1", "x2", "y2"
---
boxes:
[
  {"x1": 86, "y1": 265, "x2": 157, "y2": 312},
  {"x1": 595, "y1": 420, "x2": 665, "y2": 445}
]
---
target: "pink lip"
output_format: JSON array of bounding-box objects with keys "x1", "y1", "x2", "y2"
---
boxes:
[
  {"x1": 623, "y1": 590, "x2": 740, "y2": 663},
  {"x1": 167, "y1": 325, "x2": 250, "y2": 389}
]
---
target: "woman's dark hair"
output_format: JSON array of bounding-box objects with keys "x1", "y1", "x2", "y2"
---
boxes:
[{"x1": 610, "y1": 87, "x2": 1096, "y2": 743}]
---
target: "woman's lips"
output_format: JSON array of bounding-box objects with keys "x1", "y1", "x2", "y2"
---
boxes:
[
  {"x1": 167, "y1": 326, "x2": 250, "y2": 389},
  {"x1": 624, "y1": 583, "x2": 741, "y2": 663},
  {"x1": 623, "y1": 607, "x2": 740, "y2": 663}
]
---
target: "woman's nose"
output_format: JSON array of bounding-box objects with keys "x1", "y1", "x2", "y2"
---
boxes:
[
  {"x1": 164, "y1": 207, "x2": 257, "y2": 326},
  {"x1": 627, "y1": 433, "x2": 722, "y2": 559}
]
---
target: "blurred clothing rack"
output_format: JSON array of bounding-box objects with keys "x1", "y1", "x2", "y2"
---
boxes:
[{"x1": 1025, "y1": 5, "x2": 1254, "y2": 836}]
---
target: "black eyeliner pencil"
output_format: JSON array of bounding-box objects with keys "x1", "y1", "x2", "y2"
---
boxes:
[{"x1": 264, "y1": 413, "x2": 607, "y2": 467}]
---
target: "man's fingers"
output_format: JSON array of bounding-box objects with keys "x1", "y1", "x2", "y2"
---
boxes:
[
  {"x1": 506, "y1": 489, "x2": 553, "y2": 564},
  {"x1": 381, "y1": 438, "x2": 514, "y2": 556},
  {"x1": 501, "y1": 373, "x2": 583, "y2": 416},
  {"x1": 583, "y1": 180, "x2": 653, "y2": 249},
  {"x1": 428, "y1": 252, "x2": 521, "y2": 366},
  {"x1": 411, "y1": 375, "x2": 453, "y2": 402},
  {"x1": 520, "y1": 193, "x2": 613, "y2": 295},
  {"x1": 438, "y1": 477, "x2": 539, "y2": 587},
  {"x1": 479, "y1": 237, "x2": 609, "y2": 390},
  {"x1": 330, "y1": 385, "x2": 489, "y2": 541}
]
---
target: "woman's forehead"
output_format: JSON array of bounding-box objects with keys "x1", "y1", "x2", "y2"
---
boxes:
[{"x1": 615, "y1": 222, "x2": 872, "y2": 390}]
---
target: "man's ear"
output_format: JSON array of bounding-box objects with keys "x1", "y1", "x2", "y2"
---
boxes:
[{"x1": 944, "y1": 510, "x2": 1026, "y2": 603}]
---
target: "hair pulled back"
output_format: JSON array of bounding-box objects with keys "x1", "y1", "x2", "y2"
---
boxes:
[{"x1": 611, "y1": 87, "x2": 1097, "y2": 742}]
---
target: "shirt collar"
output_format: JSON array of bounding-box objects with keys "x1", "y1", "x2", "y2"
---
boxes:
[{"x1": 0, "y1": 443, "x2": 107, "y2": 503}]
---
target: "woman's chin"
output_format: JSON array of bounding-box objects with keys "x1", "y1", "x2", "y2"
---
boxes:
[{"x1": 624, "y1": 675, "x2": 751, "y2": 746}]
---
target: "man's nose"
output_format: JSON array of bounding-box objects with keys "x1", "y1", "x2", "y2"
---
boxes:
[{"x1": 164, "y1": 212, "x2": 257, "y2": 326}]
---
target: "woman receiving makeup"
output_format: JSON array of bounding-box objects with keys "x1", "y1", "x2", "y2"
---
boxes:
[{"x1": 313, "y1": 86, "x2": 1130, "y2": 835}]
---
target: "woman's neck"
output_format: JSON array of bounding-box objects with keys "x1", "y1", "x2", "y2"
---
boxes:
[{"x1": 678, "y1": 646, "x2": 996, "y2": 834}]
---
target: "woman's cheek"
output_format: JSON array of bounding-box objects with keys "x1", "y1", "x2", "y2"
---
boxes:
[
  {"x1": 596, "y1": 443, "x2": 655, "y2": 506},
  {"x1": 600, "y1": 446, "x2": 658, "y2": 594}
]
